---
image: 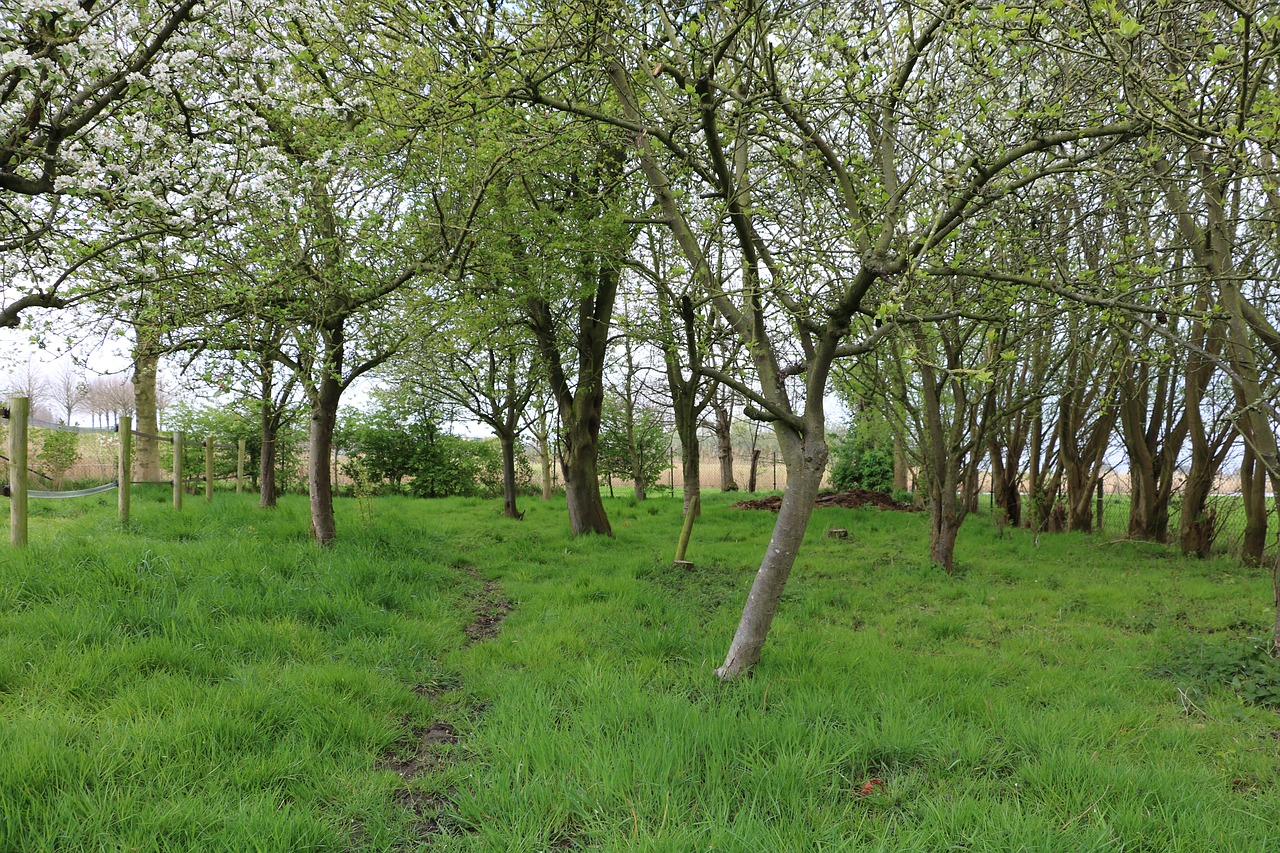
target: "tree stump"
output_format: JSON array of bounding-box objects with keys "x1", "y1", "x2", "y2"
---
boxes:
[{"x1": 827, "y1": 529, "x2": 849, "y2": 539}]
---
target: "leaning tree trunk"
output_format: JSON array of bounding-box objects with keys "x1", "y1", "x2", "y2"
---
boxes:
[{"x1": 716, "y1": 431, "x2": 827, "y2": 679}]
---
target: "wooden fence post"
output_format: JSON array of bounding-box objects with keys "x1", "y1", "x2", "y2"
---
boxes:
[
  {"x1": 205, "y1": 434, "x2": 214, "y2": 502},
  {"x1": 8, "y1": 396, "x2": 28, "y2": 548},
  {"x1": 236, "y1": 439, "x2": 246, "y2": 493},
  {"x1": 173, "y1": 431, "x2": 183, "y2": 511},
  {"x1": 119, "y1": 415, "x2": 132, "y2": 525},
  {"x1": 1096, "y1": 477, "x2": 1104, "y2": 530}
]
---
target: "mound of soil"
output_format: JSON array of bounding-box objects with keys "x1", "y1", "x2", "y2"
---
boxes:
[{"x1": 732, "y1": 489, "x2": 921, "y2": 513}]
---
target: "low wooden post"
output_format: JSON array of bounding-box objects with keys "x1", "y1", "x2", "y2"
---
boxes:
[
  {"x1": 173, "y1": 431, "x2": 184, "y2": 511},
  {"x1": 8, "y1": 396, "x2": 28, "y2": 548},
  {"x1": 236, "y1": 439, "x2": 246, "y2": 493},
  {"x1": 205, "y1": 434, "x2": 214, "y2": 502},
  {"x1": 118, "y1": 415, "x2": 132, "y2": 525}
]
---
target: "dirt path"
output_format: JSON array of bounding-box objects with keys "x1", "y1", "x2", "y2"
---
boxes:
[{"x1": 374, "y1": 566, "x2": 512, "y2": 848}]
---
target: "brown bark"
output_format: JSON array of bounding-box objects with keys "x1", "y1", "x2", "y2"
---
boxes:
[
  {"x1": 712, "y1": 395, "x2": 738, "y2": 491},
  {"x1": 534, "y1": 405, "x2": 554, "y2": 500},
  {"x1": 1118, "y1": 359, "x2": 1186, "y2": 542},
  {"x1": 888, "y1": 419, "x2": 908, "y2": 493},
  {"x1": 560, "y1": 412, "x2": 611, "y2": 536},
  {"x1": 132, "y1": 331, "x2": 162, "y2": 482},
  {"x1": 677, "y1": 419, "x2": 701, "y2": 518},
  {"x1": 307, "y1": 373, "x2": 341, "y2": 545},
  {"x1": 1239, "y1": 444, "x2": 1267, "y2": 566},
  {"x1": 523, "y1": 154, "x2": 623, "y2": 536},
  {"x1": 499, "y1": 433, "x2": 523, "y2": 519},
  {"x1": 259, "y1": 417, "x2": 278, "y2": 508},
  {"x1": 1058, "y1": 359, "x2": 1118, "y2": 534}
]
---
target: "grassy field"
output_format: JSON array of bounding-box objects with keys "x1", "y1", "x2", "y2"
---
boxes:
[{"x1": 2, "y1": 488, "x2": 1279, "y2": 851}]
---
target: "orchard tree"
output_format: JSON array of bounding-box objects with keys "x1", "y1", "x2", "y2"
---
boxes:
[
  {"x1": 159, "y1": 1, "x2": 502, "y2": 543},
  {"x1": 514, "y1": 0, "x2": 1148, "y2": 676},
  {"x1": 1, "y1": 0, "x2": 275, "y2": 333},
  {"x1": 388, "y1": 298, "x2": 543, "y2": 520}
]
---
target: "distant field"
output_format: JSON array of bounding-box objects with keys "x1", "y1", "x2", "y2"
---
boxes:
[{"x1": 2, "y1": 490, "x2": 1279, "y2": 851}]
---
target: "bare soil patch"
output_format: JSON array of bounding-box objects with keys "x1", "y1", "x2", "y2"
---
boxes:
[
  {"x1": 732, "y1": 489, "x2": 922, "y2": 513},
  {"x1": 462, "y1": 574, "x2": 512, "y2": 645}
]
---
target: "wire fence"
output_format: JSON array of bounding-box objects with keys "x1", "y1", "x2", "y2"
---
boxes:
[
  {"x1": 3, "y1": 397, "x2": 248, "y2": 547},
  {"x1": 7, "y1": 402, "x2": 1274, "y2": 563}
]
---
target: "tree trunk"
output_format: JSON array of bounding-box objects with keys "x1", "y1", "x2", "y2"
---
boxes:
[
  {"x1": 989, "y1": 440, "x2": 1023, "y2": 528},
  {"x1": 716, "y1": 432, "x2": 827, "y2": 679},
  {"x1": 747, "y1": 448, "x2": 761, "y2": 493},
  {"x1": 535, "y1": 407, "x2": 554, "y2": 500},
  {"x1": 258, "y1": 356, "x2": 279, "y2": 509},
  {"x1": 259, "y1": 408, "x2": 279, "y2": 509},
  {"x1": 713, "y1": 398, "x2": 737, "y2": 491},
  {"x1": 964, "y1": 464, "x2": 980, "y2": 515},
  {"x1": 499, "y1": 432, "x2": 523, "y2": 520},
  {"x1": 132, "y1": 342, "x2": 161, "y2": 481},
  {"x1": 1240, "y1": 444, "x2": 1267, "y2": 566},
  {"x1": 525, "y1": 253, "x2": 619, "y2": 537},
  {"x1": 308, "y1": 378, "x2": 341, "y2": 545},
  {"x1": 561, "y1": 413, "x2": 611, "y2": 536},
  {"x1": 676, "y1": 414, "x2": 701, "y2": 518},
  {"x1": 930, "y1": 483, "x2": 962, "y2": 573},
  {"x1": 893, "y1": 427, "x2": 909, "y2": 493},
  {"x1": 1180, "y1": 466, "x2": 1216, "y2": 558}
]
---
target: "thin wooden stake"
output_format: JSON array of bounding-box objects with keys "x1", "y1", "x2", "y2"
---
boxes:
[{"x1": 236, "y1": 439, "x2": 246, "y2": 493}]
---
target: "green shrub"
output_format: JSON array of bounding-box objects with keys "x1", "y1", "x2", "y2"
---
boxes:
[
  {"x1": 338, "y1": 409, "x2": 527, "y2": 499},
  {"x1": 829, "y1": 431, "x2": 894, "y2": 493},
  {"x1": 35, "y1": 430, "x2": 79, "y2": 488}
]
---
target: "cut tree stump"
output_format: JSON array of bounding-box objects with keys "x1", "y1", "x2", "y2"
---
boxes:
[{"x1": 827, "y1": 529, "x2": 849, "y2": 539}]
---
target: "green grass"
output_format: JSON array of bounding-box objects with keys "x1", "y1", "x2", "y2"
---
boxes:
[{"x1": 2, "y1": 489, "x2": 1280, "y2": 850}]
